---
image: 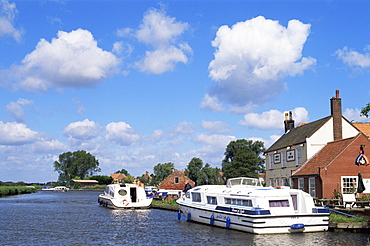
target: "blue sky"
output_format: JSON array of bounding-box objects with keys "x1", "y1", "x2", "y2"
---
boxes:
[{"x1": 1, "y1": 0, "x2": 370, "y2": 183}]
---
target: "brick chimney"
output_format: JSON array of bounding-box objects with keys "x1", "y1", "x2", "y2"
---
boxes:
[
  {"x1": 330, "y1": 90, "x2": 342, "y2": 140},
  {"x1": 284, "y1": 111, "x2": 295, "y2": 133}
]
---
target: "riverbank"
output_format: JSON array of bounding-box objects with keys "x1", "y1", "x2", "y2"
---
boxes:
[{"x1": 0, "y1": 186, "x2": 37, "y2": 197}]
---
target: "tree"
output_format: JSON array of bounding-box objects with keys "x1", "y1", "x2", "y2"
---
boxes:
[
  {"x1": 185, "y1": 158, "x2": 224, "y2": 186},
  {"x1": 54, "y1": 150, "x2": 101, "y2": 182},
  {"x1": 222, "y1": 139, "x2": 265, "y2": 179},
  {"x1": 150, "y1": 162, "x2": 174, "y2": 186},
  {"x1": 87, "y1": 175, "x2": 113, "y2": 185},
  {"x1": 361, "y1": 103, "x2": 370, "y2": 117},
  {"x1": 115, "y1": 169, "x2": 129, "y2": 176}
]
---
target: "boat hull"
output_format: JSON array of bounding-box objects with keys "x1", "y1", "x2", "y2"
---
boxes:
[
  {"x1": 98, "y1": 195, "x2": 152, "y2": 209},
  {"x1": 177, "y1": 202, "x2": 329, "y2": 234}
]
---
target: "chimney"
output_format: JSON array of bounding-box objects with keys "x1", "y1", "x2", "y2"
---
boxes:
[
  {"x1": 284, "y1": 111, "x2": 295, "y2": 133},
  {"x1": 330, "y1": 89, "x2": 342, "y2": 140}
]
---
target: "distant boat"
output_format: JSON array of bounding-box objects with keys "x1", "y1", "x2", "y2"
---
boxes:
[
  {"x1": 54, "y1": 186, "x2": 69, "y2": 192},
  {"x1": 98, "y1": 183, "x2": 153, "y2": 209},
  {"x1": 41, "y1": 186, "x2": 55, "y2": 191},
  {"x1": 177, "y1": 177, "x2": 329, "y2": 234}
]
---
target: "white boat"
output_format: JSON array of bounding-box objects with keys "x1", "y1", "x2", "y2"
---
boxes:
[
  {"x1": 176, "y1": 177, "x2": 329, "y2": 234},
  {"x1": 42, "y1": 186, "x2": 55, "y2": 191},
  {"x1": 98, "y1": 183, "x2": 153, "y2": 209},
  {"x1": 54, "y1": 186, "x2": 69, "y2": 192}
]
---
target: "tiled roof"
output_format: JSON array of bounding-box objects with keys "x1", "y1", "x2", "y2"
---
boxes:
[
  {"x1": 353, "y1": 122, "x2": 370, "y2": 138},
  {"x1": 110, "y1": 173, "x2": 125, "y2": 180},
  {"x1": 292, "y1": 136, "x2": 355, "y2": 176},
  {"x1": 266, "y1": 116, "x2": 332, "y2": 152}
]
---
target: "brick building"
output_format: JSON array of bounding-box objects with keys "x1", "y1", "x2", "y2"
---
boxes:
[
  {"x1": 292, "y1": 133, "x2": 370, "y2": 198},
  {"x1": 158, "y1": 169, "x2": 195, "y2": 191}
]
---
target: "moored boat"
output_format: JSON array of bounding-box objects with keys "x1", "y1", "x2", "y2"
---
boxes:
[
  {"x1": 54, "y1": 186, "x2": 69, "y2": 192},
  {"x1": 176, "y1": 177, "x2": 329, "y2": 234},
  {"x1": 98, "y1": 183, "x2": 153, "y2": 209}
]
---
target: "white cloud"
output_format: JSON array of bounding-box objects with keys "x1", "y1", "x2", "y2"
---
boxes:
[
  {"x1": 200, "y1": 94, "x2": 224, "y2": 112},
  {"x1": 0, "y1": 0, "x2": 22, "y2": 42},
  {"x1": 171, "y1": 121, "x2": 194, "y2": 135},
  {"x1": 32, "y1": 138, "x2": 67, "y2": 154},
  {"x1": 146, "y1": 129, "x2": 164, "y2": 142},
  {"x1": 207, "y1": 16, "x2": 315, "y2": 113},
  {"x1": 64, "y1": 119, "x2": 100, "y2": 140},
  {"x1": 239, "y1": 107, "x2": 309, "y2": 130},
  {"x1": 5, "y1": 98, "x2": 34, "y2": 122},
  {"x1": 105, "y1": 122, "x2": 140, "y2": 146},
  {"x1": 336, "y1": 46, "x2": 370, "y2": 68},
  {"x1": 201, "y1": 120, "x2": 230, "y2": 133},
  {"x1": 9, "y1": 29, "x2": 120, "y2": 92},
  {"x1": 0, "y1": 121, "x2": 38, "y2": 145},
  {"x1": 134, "y1": 8, "x2": 192, "y2": 74},
  {"x1": 343, "y1": 108, "x2": 369, "y2": 122}
]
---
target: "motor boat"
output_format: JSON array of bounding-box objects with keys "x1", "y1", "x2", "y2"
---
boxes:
[
  {"x1": 98, "y1": 183, "x2": 153, "y2": 209},
  {"x1": 176, "y1": 177, "x2": 329, "y2": 234}
]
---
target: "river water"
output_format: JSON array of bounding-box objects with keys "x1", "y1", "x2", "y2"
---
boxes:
[{"x1": 0, "y1": 190, "x2": 368, "y2": 246}]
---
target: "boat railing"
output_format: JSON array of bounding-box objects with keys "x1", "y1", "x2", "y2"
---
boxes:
[{"x1": 226, "y1": 177, "x2": 262, "y2": 188}]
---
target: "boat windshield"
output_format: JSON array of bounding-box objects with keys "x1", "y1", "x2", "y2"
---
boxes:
[{"x1": 226, "y1": 177, "x2": 261, "y2": 187}]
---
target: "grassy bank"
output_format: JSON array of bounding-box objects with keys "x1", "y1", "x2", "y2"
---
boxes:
[{"x1": 0, "y1": 186, "x2": 37, "y2": 197}]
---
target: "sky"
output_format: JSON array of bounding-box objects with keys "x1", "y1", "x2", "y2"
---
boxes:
[{"x1": 1, "y1": 0, "x2": 370, "y2": 183}]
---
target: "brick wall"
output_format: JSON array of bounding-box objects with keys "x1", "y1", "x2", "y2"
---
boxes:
[{"x1": 158, "y1": 170, "x2": 195, "y2": 190}]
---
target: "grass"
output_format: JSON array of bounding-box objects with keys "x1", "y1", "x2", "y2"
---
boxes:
[
  {"x1": 151, "y1": 198, "x2": 179, "y2": 208},
  {"x1": 329, "y1": 212, "x2": 367, "y2": 222},
  {"x1": 0, "y1": 186, "x2": 37, "y2": 197}
]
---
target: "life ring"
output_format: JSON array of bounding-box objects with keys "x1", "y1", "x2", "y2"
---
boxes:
[{"x1": 122, "y1": 199, "x2": 129, "y2": 206}]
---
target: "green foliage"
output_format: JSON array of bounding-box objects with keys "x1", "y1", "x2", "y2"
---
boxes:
[
  {"x1": 87, "y1": 175, "x2": 113, "y2": 185},
  {"x1": 150, "y1": 162, "x2": 174, "y2": 186},
  {"x1": 54, "y1": 150, "x2": 101, "y2": 182},
  {"x1": 185, "y1": 158, "x2": 224, "y2": 186},
  {"x1": 73, "y1": 182, "x2": 82, "y2": 190},
  {"x1": 115, "y1": 169, "x2": 129, "y2": 176},
  {"x1": 222, "y1": 139, "x2": 265, "y2": 179},
  {"x1": 123, "y1": 175, "x2": 135, "y2": 183},
  {"x1": 360, "y1": 103, "x2": 370, "y2": 118},
  {"x1": 329, "y1": 213, "x2": 366, "y2": 223},
  {"x1": 0, "y1": 186, "x2": 37, "y2": 197}
]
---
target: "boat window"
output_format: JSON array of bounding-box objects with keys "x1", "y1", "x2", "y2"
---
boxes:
[
  {"x1": 269, "y1": 200, "x2": 289, "y2": 207},
  {"x1": 224, "y1": 198, "x2": 252, "y2": 207},
  {"x1": 207, "y1": 196, "x2": 217, "y2": 205},
  {"x1": 185, "y1": 192, "x2": 190, "y2": 199},
  {"x1": 118, "y1": 189, "x2": 127, "y2": 196},
  {"x1": 191, "y1": 192, "x2": 202, "y2": 202}
]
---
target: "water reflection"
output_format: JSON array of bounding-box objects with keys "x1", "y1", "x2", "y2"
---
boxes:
[{"x1": 0, "y1": 191, "x2": 368, "y2": 246}]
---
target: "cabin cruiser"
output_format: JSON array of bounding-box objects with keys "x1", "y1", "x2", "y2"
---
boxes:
[
  {"x1": 54, "y1": 186, "x2": 69, "y2": 192},
  {"x1": 98, "y1": 183, "x2": 153, "y2": 209},
  {"x1": 176, "y1": 177, "x2": 329, "y2": 234}
]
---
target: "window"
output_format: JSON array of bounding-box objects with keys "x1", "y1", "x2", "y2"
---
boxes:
[
  {"x1": 224, "y1": 198, "x2": 252, "y2": 207},
  {"x1": 207, "y1": 196, "x2": 217, "y2": 205},
  {"x1": 309, "y1": 178, "x2": 316, "y2": 197},
  {"x1": 296, "y1": 148, "x2": 302, "y2": 166},
  {"x1": 269, "y1": 179, "x2": 274, "y2": 187},
  {"x1": 341, "y1": 176, "x2": 357, "y2": 194},
  {"x1": 191, "y1": 192, "x2": 202, "y2": 202},
  {"x1": 282, "y1": 152, "x2": 286, "y2": 168},
  {"x1": 269, "y1": 200, "x2": 289, "y2": 207},
  {"x1": 174, "y1": 177, "x2": 179, "y2": 184},
  {"x1": 269, "y1": 154, "x2": 274, "y2": 169},
  {"x1": 275, "y1": 178, "x2": 279, "y2": 187},
  {"x1": 298, "y1": 178, "x2": 304, "y2": 191},
  {"x1": 291, "y1": 194, "x2": 298, "y2": 210},
  {"x1": 118, "y1": 189, "x2": 127, "y2": 196}
]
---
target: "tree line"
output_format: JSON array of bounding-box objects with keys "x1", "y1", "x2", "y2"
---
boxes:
[{"x1": 53, "y1": 139, "x2": 265, "y2": 187}]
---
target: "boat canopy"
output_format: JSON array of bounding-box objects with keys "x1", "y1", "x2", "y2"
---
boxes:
[{"x1": 226, "y1": 177, "x2": 262, "y2": 188}]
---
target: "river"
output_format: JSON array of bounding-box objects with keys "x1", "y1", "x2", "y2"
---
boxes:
[{"x1": 0, "y1": 190, "x2": 368, "y2": 246}]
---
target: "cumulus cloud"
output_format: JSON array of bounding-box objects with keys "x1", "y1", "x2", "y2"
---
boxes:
[
  {"x1": 134, "y1": 8, "x2": 192, "y2": 74},
  {"x1": 201, "y1": 120, "x2": 230, "y2": 133},
  {"x1": 207, "y1": 16, "x2": 315, "y2": 113},
  {"x1": 343, "y1": 108, "x2": 369, "y2": 122},
  {"x1": 0, "y1": 0, "x2": 22, "y2": 42},
  {"x1": 32, "y1": 138, "x2": 67, "y2": 154},
  {"x1": 105, "y1": 122, "x2": 140, "y2": 146},
  {"x1": 0, "y1": 121, "x2": 38, "y2": 145},
  {"x1": 335, "y1": 46, "x2": 370, "y2": 68},
  {"x1": 200, "y1": 94, "x2": 224, "y2": 112},
  {"x1": 7, "y1": 29, "x2": 120, "y2": 92},
  {"x1": 5, "y1": 98, "x2": 34, "y2": 122},
  {"x1": 239, "y1": 107, "x2": 309, "y2": 130},
  {"x1": 170, "y1": 121, "x2": 194, "y2": 136},
  {"x1": 64, "y1": 119, "x2": 100, "y2": 140}
]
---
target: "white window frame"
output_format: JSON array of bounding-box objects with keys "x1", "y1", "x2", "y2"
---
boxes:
[
  {"x1": 269, "y1": 178, "x2": 274, "y2": 187},
  {"x1": 298, "y1": 178, "x2": 304, "y2": 191},
  {"x1": 269, "y1": 154, "x2": 274, "y2": 169},
  {"x1": 282, "y1": 152, "x2": 286, "y2": 168},
  {"x1": 309, "y1": 178, "x2": 316, "y2": 197},
  {"x1": 341, "y1": 176, "x2": 357, "y2": 194},
  {"x1": 296, "y1": 148, "x2": 302, "y2": 166}
]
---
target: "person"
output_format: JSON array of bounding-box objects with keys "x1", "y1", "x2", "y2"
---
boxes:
[{"x1": 183, "y1": 182, "x2": 192, "y2": 193}]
